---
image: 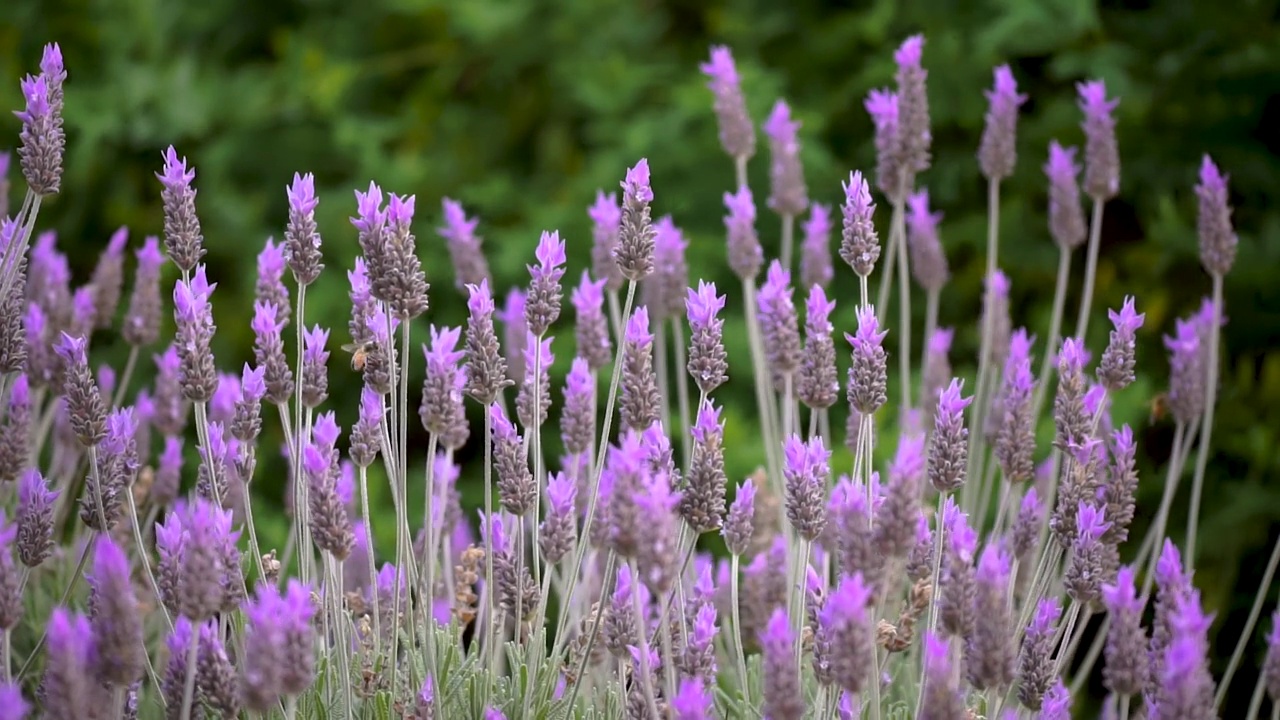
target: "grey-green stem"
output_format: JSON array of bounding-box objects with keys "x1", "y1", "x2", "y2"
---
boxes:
[{"x1": 1186, "y1": 273, "x2": 1223, "y2": 574}]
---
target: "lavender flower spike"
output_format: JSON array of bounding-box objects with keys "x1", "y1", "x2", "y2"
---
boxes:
[
  {"x1": 42, "y1": 609, "x2": 96, "y2": 720},
  {"x1": 905, "y1": 189, "x2": 949, "y2": 293},
  {"x1": 680, "y1": 399, "x2": 727, "y2": 534},
  {"x1": 1045, "y1": 141, "x2": 1087, "y2": 250},
  {"x1": 670, "y1": 678, "x2": 712, "y2": 720},
  {"x1": 156, "y1": 146, "x2": 204, "y2": 272},
  {"x1": 1101, "y1": 565, "x2": 1148, "y2": 697},
  {"x1": 724, "y1": 183, "x2": 763, "y2": 280},
  {"x1": 965, "y1": 544, "x2": 1015, "y2": 692},
  {"x1": 1077, "y1": 79, "x2": 1120, "y2": 200},
  {"x1": 619, "y1": 306, "x2": 660, "y2": 433},
  {"x1": 1196, "y1": 154, "x2": 1237, "y2": 277},
  {"x1": 15, "y1": 68, "x2": 64, "y2": 196},
  {"x1": 865, "y1": 88, "x2": 904, "y2": 200},
  {"x1": 0, "y1": 682, "x2": 28, "y2": 720},
  {"x1": 300, "y1": 324, "x2": 330, "y2": 408},
  {"x1": 54, "y1": 332, "x2": 107, "y2": 447},
  {"x1": 643, "y1": 215, "x2": 688, "y2": 322},
  {"x1": 701, "y1": 45, "x2": 755, "y2": 162},
  {"x1": 240, "y1": 580, "x2": 318, "y2": 709},
  {"x1": 839, "y1": 170, "x2": 880, "y2": 277},
  {"x1": 783, "y1": 434, "x2": 830, "y2": 541},
  {"x1": 1098, "y1": 296, "x2": 1144, "y2": 391},
  {"x1": 721, "y1": 477, "x2": 756, "y2": 556},
  {"x1": 588, "y1": 191, "x2": 624, "y2": 292},
  {"x1": 978, "y1": 64, "x2": 1027, "y2": 181},
  {"x1": 123, "y1": 236, "x2": 166, "y2": 347},
  {"x1": 928, "y1": 378, "x2": 973, "y2": 493},
  {"x1": 525, "y1": 230, "x2": 567, "y2": 336},
  {"x1": 1263, "y1": 609, "x2": 1280, "y2": 704},
  {"x1": 463, "y1": 279, "x2": 510, "y2": 405},
  {"x1": 845, "y1": 305, "x2": 888, "y2": 415},
  {"x1": 757, "y1": 261, "x2": 801, "y2": 386},
  {"x1": 764, "y1": 99, "x2": 808, "y2": 217},
  {"x1": 614, "y1": 159, "x2": 656, "y2": 282},
  {"x1": 800, "y1": 202, "x2": 834, "y2": 290},
  {"x1": 571, "y1": 271, "x2": 612, "y2": 371},
  {"x1": 686, "y1": 280, "x2": 728, "y2": 394},
  {"x1": 17, "y1": 469, "x2": 57, "y2": 567},
  {"x1": 1017, "y1": 597, "x2": 1062, "y2": 710},
  {"x1": 760, "y1": 608, "x2": 805, "y2": 720},
  {"x1": 894, "y1": 35, "x2": 932, "y2": 180},
  {"x1": 284, "y1": 172, "x2": 324, "y2": 285},
  {"x1": 920, "y1": 632, "x2": 966, "y2": 720},
  {"x1": 819, "y1": 572, "x2": 874, "y2": 696},
  {"x1": 88, "y1": 536, "x2": 145, "y2": 685},
  {"x1": 438, "y1": 198, "x2": 492, "y2": 289},
  {"x1": 798, "y1": 284, "x2": 839, "y2": 410}
]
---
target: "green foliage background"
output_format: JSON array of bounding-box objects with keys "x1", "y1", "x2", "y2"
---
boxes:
[{"x1": 4, "y1": 0, "x2": 1280, "y2": 711}]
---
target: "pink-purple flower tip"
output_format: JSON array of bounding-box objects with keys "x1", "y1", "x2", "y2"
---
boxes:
[
  {"x1": 928, "y1": 327, "x2": 954, "y2": 355},
  {"x1": 386, "y1": 193, "x2": 415, "y2": 227},
  {"x1": 986, "y1": 64, "x2": 1027, "y2": 110},
  {"x1": 987, "y1": 269, "x2": 1010, "y2": 298},
  {"x1": 864, "y1": 89, "x2": 899, "y2": 130},
  {"x1": 1197, "y1": 154, "x2": 1228, "y2": 196},
  {"x1": 571, "y1": 271, "x2": 606, "y2": 313},
  {"x1": 1076, "y1": 79, "x2": 1118, "y2": 121},
  {"x1": 424, "y1": 325, "x2": 464, "y2": 369},
  {"x1": 894, "y1": 34, "x2": 925, "y2": 69},
  {"x1": 723, "y1": 184, "x2": 756, "y2": 225},
  {"x1": 731, "y1": 477, "x2": 756, "y2": 514},
  {"x1": 16, "y1": 76, "x2": 50, "y2": 121},
  {"x1": 1075, "y1": 502, "x2": 1111, "y2": 541},
  {"x1": 700, "y1": 45, "x2": 740, "y2": 88},
  {"x1": 1101, "y1": 565, "x2": 1142, "y2": 614},
  {"x1": 763, "y1": 100, "x2": 800, "y2": 146},
  {"x1": 535, "y1": 230, "x2": 567, "y2": 271},
  {"x1": 156, "y1": 146, "x2": 195, "y2": 190},
  {"x1": 588, "y1": 190, "x2": 621, "y2": 230},
  {"x1": 546, "y1": 472, "x2": 576, "y2": 516},
  {"x1": 53, "y1": 332, "x2": 87, "y2": 365},
  {"x1": 1108, "y1": 295, "x2": 1144, "y2": 335},
  {"x1": 906, "y1": 189, "x2": 942, "y2": 237},
  {"x1": 846, "y1": 305, "x2": 888, "y2": 350},
  {"x1": 351, "y1": 181, "x2": 385, "y2": 232},
  {"x1": 287, "y1": 172, "x2": 318, "y2": 216},
  {"x1": 41, "y1": 43, "x2": 64, "y2": 77},
  {"x1": 937, "y1": 378, "x2": 974, "y2": 417},
  {"x1": 691, "y1": 399, "x2": 722, "y2": 444},
  {"x1": 803, "y1": 202, "x2": 832, "y2": 239},
  {"x1": 821, "y1": 572, "x2": 873, "y2": 626},
  {"x1": 842, "y1": 171, "x2": 874, "y2": 215},
  {"x1": 1045, "y1": 141, "x2": 1080, "y2": 183},
  {"x1": 806, "y1": 285, "x2": 835, "y2": 329},
  {"x1": 686, "y1": 280, "x2": 725, "y2": 328},
  {"x1": 1033, "y1": 597, "x2": 1062, "y2": 634},
  {"x1": 626, "y1": 306, "x2": 652, "y2": 346},
  {"x1": 440, "y1": 197, "x2": 479, "y2": 241},
  {"x1": 466, "y1": 279, "x2": 495, "y2": 317},
  {"x1": 623, "y1": 159, "x2": 653, "y2": 203},
  {"x1": 760, "y1": 606, "x2": 793, "y2": 649},
  {"x1": 312, "y1": 411, "x2": 341, "y2": 449}
]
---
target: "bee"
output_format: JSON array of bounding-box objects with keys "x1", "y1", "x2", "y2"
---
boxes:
[
  {"x1": 341, "y1": 341, "x2": 375, "y2": 372},
  {"x1": 1148, "y1": 391, "x2": 1169, "y2": 425}
]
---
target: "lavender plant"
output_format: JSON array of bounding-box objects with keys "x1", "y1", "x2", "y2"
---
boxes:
[{"x1": 0, "y1": 35, "x2": 1268, "y2": 720}]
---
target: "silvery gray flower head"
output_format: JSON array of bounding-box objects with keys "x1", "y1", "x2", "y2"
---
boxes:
[
  {"x1": 800, "y1": 203, "x2": 834, "y2": 291},
  {"x1": 839, "y1": 171, "x2": 880, "y2": 276},
  {"x1": 525, "y1": 230, "x2": 567, "y2": 335},
  {"x1": 1078, "y1": 80, "x2": 1120, "y2": 201},
  {"x1": 1045, "y1": 142, "x2": 1087, "y2": 250},
  {"x1": 588, "y1": 191, "x2": 625, "y2": 292},
  {"x1": 560, "y1": 358, "x2": 595, "y2": 456},
  {"x1": 1053, "y1": 337, "x2": 1090, "y2": 451},
  {"x1": 619, "y1": 307, "x2": 661, "y2": 434},
  {"x1": 760, "y1": 609, "x2": 805, "y2": 720},
  {"x1": 1009, "y1": 486, "x2": 1044, "y2": 561},
  {"x1": 16, "y1": 51, "x2": 66, "y2": 197},
  {"x1": 305, "y1": 419, "x2": 353, "y2": 560},
  {"x1": 686, "y1": 397, "x2": 727, "y2": 532},
  {"x1": 634, "y1": 469, "x2": 682, "y2": 596},
  {"x1": 685, "y1": 281, "x2": 728, "y2": 395},
  {"x1": 438, "y1": 198, "x2": 493, "y2": 290},
  {"x1": 17, "y1": 468, "x2": 57, "y2": 568},
  {"x1": 539, "y1": 472, "x2": 577, "y2": 564},
  {"x1": 284, "y1": 172, "x2": 324, "y2": 285},
  {"x1": 701, "y1": 46, "x2": 756, "y2": 162},
  {"x1": 420, "y1": 325, "x2": 468, "y2": 442},
  {"x1": 240, "y1": 580, "x2": 317, "y2": 709},
  {"x1": 515, "y1": 332, "x2": 553, "y2": 431},
  {"x1": 300, "y1": 324, "x2": 330, "y2": 408},
  {"x1": 763, "y1": 99, "x2": 809, "y2": 217},
  {"x1": 571, "y1": 271, "x2": 612, "y2": 371},
  {"x1": 1064, "y1": 503, "x2": 1111, "y2": 604},
  {"x1": 1101, "y1": 565, "x2": 1149, "y2": 696},
  {"x1": 874, "y1": 431, "x2": 923, "y2": 560},
  {"x1": 614, "y1": 159, "x2": 656, "y2": 282},
  {"x1": 817, "y1": 573, "x2": 874, "y2": 697},
  {"x1": 603, "y1": 562, "x2": 643, "y2": 657},
  {"x1": 782, "y1": 434, "x2": 830, "y2": 542},
  {"x1": 53, "y1": 332, "x2": 105, "y2": 447},
  {"x1": 905, "y1": 189, "x2": 949, "y2": 293},
  {"x1": 994, "y1": 328, "x2": 1037, "y2": 483},
  {"x1": 172, "y1": 266, "x2": 219, "y2": 403},
  {"x1": 1097, "y1": 296, "x2": 1144, "y2": 391},
  {"x1": 87, "y1": 537, "x2": 145, "y2": 686},
  {"x1": 352, "y1": 185, "x2": 430, "y2": 320},
  {"x1": 483, "y1": 512, "x2": 540, "y2": 622},
  {"x1": 798, "y1": 285, "x2": 839, "y2": 410},
  {"x1": 41, "y1": 608, "x2": 98, "y2": 720},
  {"x1": 605, "y1": 432, "x2": 648, "y2": 558},
  {"x1": 720, "y1": 478, "x2": 756, "y2": 556},
  {"x1": 195, "y1": 621, "x2": 239, "y2": 719},
  {"x1": 830, "y1": 476, "x2": 881, "y2": 588},
  {"x1": 894, "y1": 36, "x2": 932, "y2": 182},
  {"x1": 0, "y1": 373, "x2": 31, "y2": 483},
  {"x1": 905, "y1": 511, "x2": 933, "y2": 581},
  {"x1": 937, "y1": 499, "x2": 977, "y2": 639},
  {"x1": 978, "y1": 65, "x2": 1027, "y2": 182},
  {"x1": 1103, "y1": 425, "x2": 1139, "y2": 545},
  {"x1": 1016, "y1": 598, "x2": 1062, "y2": 711},
  {"x1": 251, "y1": 300, "x2": 293, "y2": 406},
  {"x1": 928, "y1": 379, "x2": 972, "y2": 493}
]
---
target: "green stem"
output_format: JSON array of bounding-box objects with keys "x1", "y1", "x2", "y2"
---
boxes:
[
  {"x1": 111, "y1": 345, "x2": 140, "y2": 408},
  {"x1": 358, "y1": 464, "x2": 382, "y2": 661},
  {"x1": 780, "y1": 213, "x2": 795, "y2": 273},
  {"x1": 894, "y1": 192, "x2": 911, "y2": 411},
  {"x1": 1030, "y1": 247, "x2": 1073, "y2": 419},
  {"x1": 1073, "y1": 198, "x2": 1106, "y2": 342},
  {"x1": 178, "y1": 621, "x2": 199, "y2": 720},
  {"x1": 1186, "y1": 273, "x2": 1223, "y2": 574},
  {"x1": 671, "y1": 318, "x2": 692, "y2": 472},
  {"x1": 730, "y1": 554, "x2": 749, "y2": 700}
]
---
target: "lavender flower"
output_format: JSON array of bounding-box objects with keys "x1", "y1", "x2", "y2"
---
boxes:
[
  {"x1": 0, "y1": 519, "x2": 18, "y2": 631},
  {"x1": 16, "y1": 469, "x2": 57, "y2": 567},
  {"x1": 919, "y1": 632, "x2": 966, "y2": 720},
  {"x1": 798, "y1": 285, "x2": 839, "y2": 409},
  {"x1": 42, "y1": 609, "x2": 97, "y2": 720},
  {"x1": 499, "y1": 288, "x2": 528, "y2": 386},
  {"x1": 539, "y1": 472, "x2": 576, "y2": 564},
  {"x1": 681, "y1": 399, "x2": 726, "y2": 534},
  {"x1": 783, "y1": 434, "x2": 830, "y2": 541},
  {"x1": 172, "y1": 267, "x2": 218, "y2": 402},
  {"x1": 156, "y1": 147, "x2": 204, "y2": 271},
  {"x1": 685, "y1": 281, "x2": 728, "y2": 394},
  {"x1": 463, "y1": 279, "x2": 510, "y2": 404},
  {"x1": 1040, "y1": 680, "x2": 1072, "y2": 720},
  {"x1": 299, "y1": 324, "x2": 330, "y2": 408},
  {"x1": 0, "y1": 683, "x2": 27, "y2": 720},
  {"x1": 1263, "y1": 610, "x2": 1280, "y2": 704},
  {"x1": 516, "y1": 332, "x2": 552, "y2": 430},
  {"x1": 965, "y1": 544, "x2": 1015, "y2": 692},
  {"x1": 1017, "y1": 598, "x2": 1062, "y2": 711},
  {"x1": 800, "y1": 202, "x2": 834, "y2": 290},
  {"x1": 1101, "y1": 565, "x2": 1148, "y2": 696},
  {"x1": 53, "y1": 333, "x2": 106, "y2": 447},
  {"x1": 1098, "y1": 296, "x2": 1144, "y2": 391},
  {"x1": 1010, "y1": 486, "x2": 1044, "y2": 561},
  {"x1": 679, "y1": 599, "x2": 718, "y2": 683},
  {"x1": 620, "y1": 307, "x2": 660, "y2": 433},
  {"x1": 438, "y1": 198, "x2": 492, "y2": 289},
  {"x1": 240, "y1": 580, "x2": 318, "y2": 709},
  {"x1": 1103, "y1": 425, "x2": 1139, "y2": 544},
  {"x1": 929, "y1": 378, "x2": 972, "y2": 492},
  {"x1": 195, "y1": 621, "x2": 239, "y2": 719},
  {"x1": 87, "y1": 537, "x2": 144, "y2": 685},
  {"x1": 284, "y1": 172, "x2": 323, "y2": 285},
  {"x1": 724, "y1": 184, "x2": 763, "y2": 280},
  {"x1": 1164, "y1": 317, "x2": 1204, "y2": 426},
  {"x1": 156, "y1": 498, "x2": 233, "y2": 621},
  {"x1": 938, "y1": 500, "x2": 977, "y2": 639},
  {"x1": 839, "y1": 170, "x2": 880, "y2": 277},
  {"x1": 304, "y1": 437, "x2": 353, "y2": 560},
  {"x1": 603, "y1": 562, "x2": 641, "y2": 656},
  {"x1": 1151, "y1": 590, "x2": 1217, "y2": 719},
  {"x1": 633, "y1": 468, "x2": 681, "y2": 595},
  {"x1": 1196, "y1": 154, "x2": 1237, "y2": 277},
  {"x1": 644, "y1": 215, "x2": 689, "y2": 323},
  {"x1": 571, "y1": 271, "x2": 612, "y2": 371},
  {"x1": 1054, "y1": 337, "x2": 1090, "y2": 451},
  {"x1": 721, "y1": 478, "x2": 756, "y2": 556},
  {"x1": 905, "y1": 511, "x2": 934, "y2": 581},
  {"x1": 895, "y1": 35, "x2": 932, "y2": 180},
  {"x1": 920, "y1": 327, "x2": 953, "y2": 427},
  {"x1": 560, "y1": 358, "x2": 594, "y2": 456},
  {"x1": 670, "y1": 678, "x2": 712, "y2": 720},
  {"x1": 251, "y1": 301, "x2": 293, "y2": 405},
  {"x1": 615, "y1": 159, "x2": 656, "y2": 282},
  {"x1": 255, "y1": 237, "x2": 290, "y2": 325},
  {"x1": 757, "y1": 261, "x2": 801, "y2": 387},
  {"x1": 994, "y1": 328, "x2": 1036, "y2": 482},
  {"x1": 413, "y1": 676, "x2": 436, "y2": 720},
  {"x1": 764, "y1": 99, "x2": 808, "y2": 217},
  {"x1": 701, "y1": 46, "x2": 755, "y2": 161},
  {"x1": 830, "y1": 477, "x2": 880, "y2": 586},
  {"x1": 845, "y1": 305, "x2": 888, "y2": 414},
  {"x1": 978, "y1": 64, "x2": 1026, "y2": 181},
  {"x1": 760, "y1": 608, "x2": 805, "y2": 720},
  {"x1": 152, "y1": 436, "x2": 184, "y2": 509},
  {"x1": 88, "y1": 227, "x2": 129, "y2": 330},
  {"x1": 819, "y1": 573, "x2": 874, "y2": 696},
  {"x1": 588, "y1": 191, "x2": 624, "y2": 292},
  {"x1": 983, "y1": 269, "x2": 1012, "y2": 369},
  {"x1": 15, "y1": 59, "x2": 65, "y2": 196},
  {"x1": 875, "y1": 431, "x2": 923, "y2": 559},
  {"x1": 420, "y1": 325, "x2": 468, "y2": 446},
  {"x1": 526, "y1": 230, "x2": 567, "y2": 335},
  {"x1": 491, "y1": 405, "x2": 534, "y2": 516},
  {"x1": 905, "y1": 189, "x2": 949, "y2": 292},
  {"x1": 865, "y1": 88, "x2": 905, "y2": 200},
  {"x1": 0, "y1": 374, "x2": 30, "y2": 483},
  {"x1": 1064, "y1": 502, "x2": 1111, "y2": 603},
  {"x1": 1045, "y1": 141, "x2": 1087, "y2": 250},
  {"x1": 1077, "y1": 80, "x2": 1120, "y2": 200}
]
